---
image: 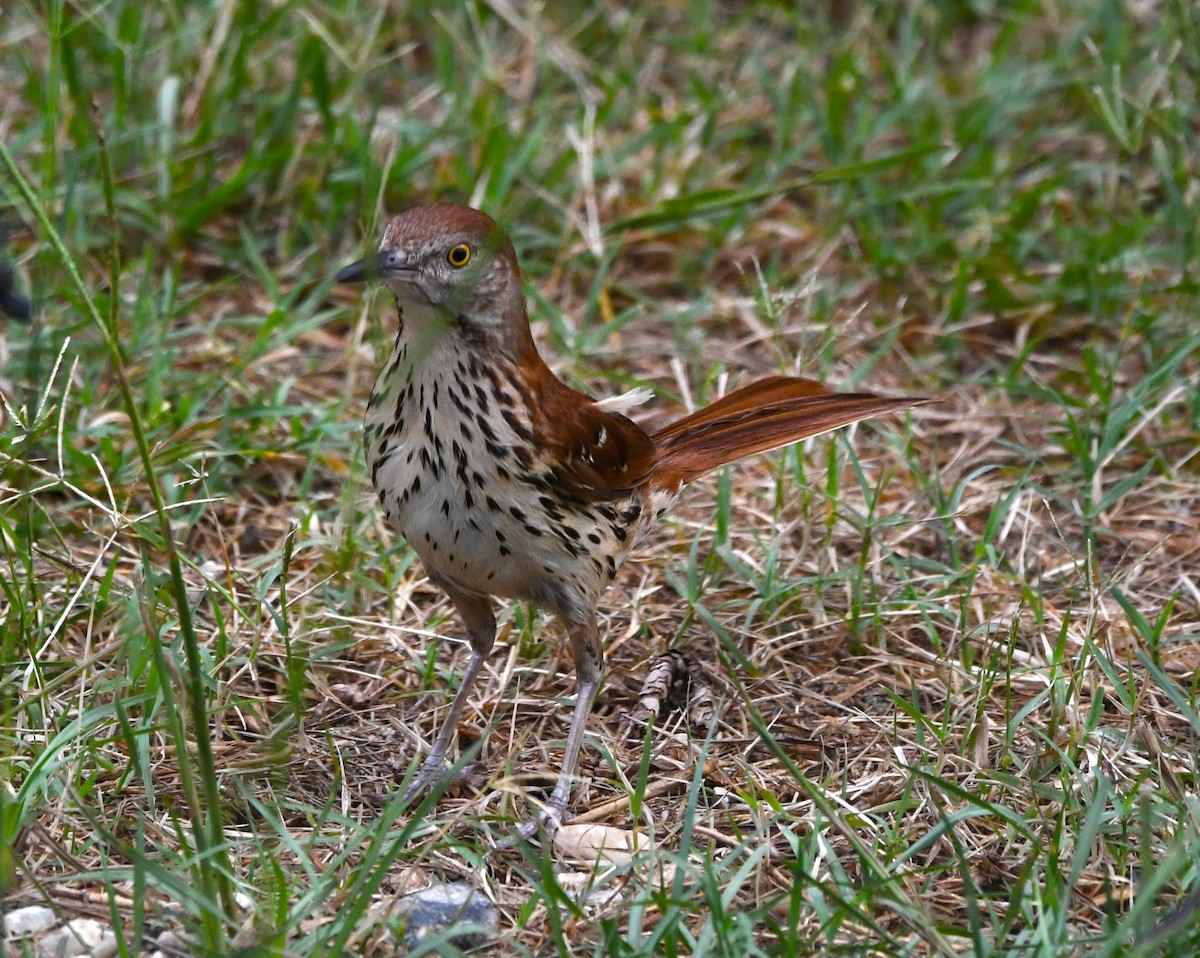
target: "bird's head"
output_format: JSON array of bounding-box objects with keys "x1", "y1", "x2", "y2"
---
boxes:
[{"x1": 336, "y1": 203, "x2": 526, "y2": 335}]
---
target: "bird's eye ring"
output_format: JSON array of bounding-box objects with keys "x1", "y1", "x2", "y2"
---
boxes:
[{"x1": 447, "y1": 243, "x2": 472, "y2": 268}]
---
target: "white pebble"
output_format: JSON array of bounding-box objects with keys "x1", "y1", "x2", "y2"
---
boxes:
[
  {"x1": 4, "y1": 905, "x2": 57, "y2": 937},
  {"x1": 37, "y1": 918, "x2": 117, "y2": 958}
]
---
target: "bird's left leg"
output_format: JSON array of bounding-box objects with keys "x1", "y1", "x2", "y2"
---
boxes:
[{"x1": 512, "y1": 613, "x2": 603, "y2": 841}]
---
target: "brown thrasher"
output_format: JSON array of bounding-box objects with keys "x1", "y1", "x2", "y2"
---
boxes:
[{"x1": 336, "y1": 203, "x2": 923, "y2": 837}]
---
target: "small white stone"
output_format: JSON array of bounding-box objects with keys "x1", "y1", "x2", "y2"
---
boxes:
[
  {"x1": 4, "y1": 904, "x2": 57, "y2": 937},
  {"x1": 152, "y1": 929, "x2": 187, "y2": 954},
  {"x1": 37, "y1": 918, "x2": 116, "y2": 958}
]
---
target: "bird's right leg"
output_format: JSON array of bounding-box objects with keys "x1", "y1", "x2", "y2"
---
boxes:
[{"x1": 402, "y1": 580, "x2": 496, "y2": 802}]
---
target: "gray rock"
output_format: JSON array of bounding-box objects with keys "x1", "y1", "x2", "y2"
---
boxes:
[
  {"x1": 147, "y1": 929, "x2": 189, "y2": 958},
  {"x1": 389, "y1": 883, "x2": 498, "y2": 952},
  {"x1": 5, "y1": 905, "x2": 57, "y2": 938}
]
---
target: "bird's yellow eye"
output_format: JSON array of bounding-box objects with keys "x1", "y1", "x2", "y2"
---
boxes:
[{"x1": 447, "y1": 243, "x2": 472, "y2": 268}]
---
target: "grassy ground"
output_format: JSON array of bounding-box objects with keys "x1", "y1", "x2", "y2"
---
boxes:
[{"x1": 2, "y1": 1, "x2": 1199, "y2": 954}]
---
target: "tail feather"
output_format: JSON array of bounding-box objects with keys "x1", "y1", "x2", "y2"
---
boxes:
[{"x1": 651, "y1": 376, "x2": 926, "y2": 489}]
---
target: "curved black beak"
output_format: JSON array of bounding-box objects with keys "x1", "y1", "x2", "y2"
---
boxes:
[
  {"x1": 334, "y1": 255, "x2": 378, "y2": 285},
  {"x1": 335, "y1": 249, "x2": 411, "y2": 285}
]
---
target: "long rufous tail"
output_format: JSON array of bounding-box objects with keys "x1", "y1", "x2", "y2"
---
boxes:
[{"x1": 651, "y1": 376, "x2": 926, "y2": 491}]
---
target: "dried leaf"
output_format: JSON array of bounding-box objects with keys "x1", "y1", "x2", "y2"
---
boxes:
[{"x1": 553, "y1": 822, "x2": 642, "y2": 866}]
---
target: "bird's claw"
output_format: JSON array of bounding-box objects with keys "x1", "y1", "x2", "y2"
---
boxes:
[
  {"x1": 402, "y1": 757, "x2": 487, "y2": 805},
  {"x1": 496, "y1": 805, "x2": 564, "y2": 848},
  {"x1": 401, "y1": 758, "x2": 447, "y2": 804}
]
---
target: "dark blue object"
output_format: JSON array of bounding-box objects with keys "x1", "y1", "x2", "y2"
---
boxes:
[{"x1": 0, "y1": 230, "x2": 31, "y2": 321}]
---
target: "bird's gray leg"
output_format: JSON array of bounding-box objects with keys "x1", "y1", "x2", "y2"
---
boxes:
[
  {"x1": 402, "y1": 581, "x2": 495, "y2": 802},
  {"x1": 512, "y1": 613, "x2": 602, "y2": 841}
]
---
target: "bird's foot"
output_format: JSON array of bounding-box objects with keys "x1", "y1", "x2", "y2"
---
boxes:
[
  {"x1": 401, "y1": 754, "x2": 449, "y2": 804},
  {"x1": 497, "y1": 802, "x2": 565, "y2": 848},
  {"x1": 402, "y1": 756, "x2": 487, "y2": 805}
]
